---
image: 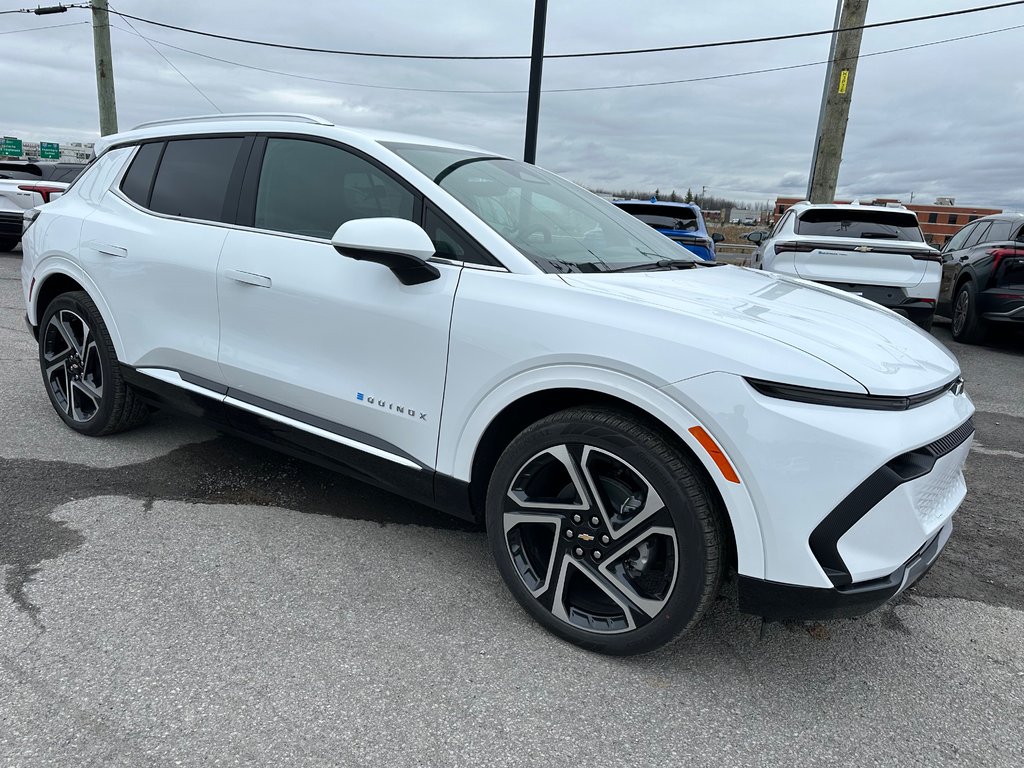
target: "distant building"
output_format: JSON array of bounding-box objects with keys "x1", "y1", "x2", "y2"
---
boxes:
[{"x1": 773, "y1": 196, "x2": 1002, "y2": 246}]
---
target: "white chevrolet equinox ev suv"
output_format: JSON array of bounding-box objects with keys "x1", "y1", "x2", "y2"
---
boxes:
[{"x1": 21, "y1": 114, "x2": 974, "y2": 655}]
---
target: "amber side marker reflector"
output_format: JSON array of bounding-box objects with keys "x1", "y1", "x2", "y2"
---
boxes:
[{"x1": 688, "y1": 426, "x2": 741, "y2": 484}]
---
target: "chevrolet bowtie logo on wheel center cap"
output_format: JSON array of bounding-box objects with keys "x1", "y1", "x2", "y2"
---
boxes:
[{"x1": 577, "y1": 533, "x2": 595, "y2": 542}]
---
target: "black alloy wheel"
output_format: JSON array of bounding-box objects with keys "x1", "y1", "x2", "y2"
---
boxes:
[
  {"x1": 951, "y1": 280, "x2": 987, "y2": 344},
  {"x1": 487, "y1": 407, "x2": 723, "y2": 655},
  {"x1": 38, "y1": 292, "x2": 148, "y2": 436}
]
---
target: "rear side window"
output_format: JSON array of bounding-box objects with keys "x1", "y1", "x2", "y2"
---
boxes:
[
  {"x1": 984, "y1": 220, "x2": 1012, "y2": 243},
  {"x1": 255, "y1": 138, "x2": 415, "y2": 239},
  {"x1": 149, "y1": 137, "x2": 245, "y2": 222},
  {"x1": 120, "y1": 143, "x2": 163, "y2": 206},
  {"x1": 795, "y1": 209, "x2": 924, "y2": 242}
]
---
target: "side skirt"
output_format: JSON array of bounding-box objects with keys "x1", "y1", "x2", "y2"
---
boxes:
[{"x1": 120, "y1": 365, "x2": 477, "y2": 524}]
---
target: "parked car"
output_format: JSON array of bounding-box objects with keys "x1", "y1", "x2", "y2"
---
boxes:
[
  {"x1": 0, "y1": 161, "x2": 86, "y2": 252},
  {"x1": 613, "y1": 199, "x2": 723, "y2": 260},
  {"x1": 21, "y1": 114, "x2": 973, "y2": 655},
  {"x1": 750, "y1": 202, "x2": 941, "y2": 330},
  {"x1": 937, "y1": 213, "x2": 1024, "y2": 343}
]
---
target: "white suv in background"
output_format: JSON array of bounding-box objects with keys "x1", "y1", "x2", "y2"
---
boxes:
[
  {"x1": 21, "y1": 114, "x2": 973, "y2": 655},
  {"x1": 751, "y1": 202, "x2": 942, "y2": 330}
]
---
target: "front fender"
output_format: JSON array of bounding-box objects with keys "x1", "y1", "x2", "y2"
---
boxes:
[{"x1": 438, "y1": 364, "x2": 766, "y2": 580}]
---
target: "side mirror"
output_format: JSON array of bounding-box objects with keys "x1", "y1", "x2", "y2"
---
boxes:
[
  {"x1": 332, "y1": 218, "x2": 440, "y2": 286},
  {"x1": 745, "y1": 231, "x2": 765, "y2": 244},
  {"x1": 711, "y1": 232, "x2": 725, "y2": 243}
]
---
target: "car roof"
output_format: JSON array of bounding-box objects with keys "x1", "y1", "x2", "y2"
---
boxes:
[
  {"x1": 94, "y1": 112, "x2": 504, "y2": 159},
  {"x1": 972, "y1": 212, "x2": 1024, "y2": 222},
  {"x1": 613, "y1": 199, "x2": 699, "y2": 210}
]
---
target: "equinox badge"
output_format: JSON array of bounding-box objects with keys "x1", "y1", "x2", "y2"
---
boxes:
[{"x1": 356, "y1": 392, "x2": 427, "y2": 421}]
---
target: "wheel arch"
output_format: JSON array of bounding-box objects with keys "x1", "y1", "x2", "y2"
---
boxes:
[
  {"x1": 30, "y1": 261, "x2": 125, "y2": 359},
  {"x1": 444, "y1": 370, "x2": 765, "y2": 579}
]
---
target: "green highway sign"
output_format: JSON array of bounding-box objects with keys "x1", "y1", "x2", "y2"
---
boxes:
[
  {"x1": 0, "y1": 136, "x2": 23, "y2": 157},
  {"x1": 40, "y1": 142, "x2": 60, "y2": 160}
]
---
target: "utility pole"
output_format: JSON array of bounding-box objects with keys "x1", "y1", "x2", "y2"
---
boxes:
[
  {"x1": 523, "y1": 0, "x2": 548, "y2": 164},
  {"x1": 91, "y1": 0, "x2": 118, "y2": 136},
  {"x1": 807, "y1": 0, "x2": 868, "y2": 204}
]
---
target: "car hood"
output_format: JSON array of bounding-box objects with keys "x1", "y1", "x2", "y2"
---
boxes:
[{"x1": 561, "y1": 265, "x2": 959, "y2": 396}]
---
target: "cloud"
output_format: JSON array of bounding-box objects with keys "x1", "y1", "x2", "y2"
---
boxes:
[{"x1": 2, "y1": 0, "x2": 1023, "y2": 209}]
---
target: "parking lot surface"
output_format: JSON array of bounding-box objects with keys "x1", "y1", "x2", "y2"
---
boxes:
[{"x1": 1, "y1": 251, "x2": 1022, "y2": 767}]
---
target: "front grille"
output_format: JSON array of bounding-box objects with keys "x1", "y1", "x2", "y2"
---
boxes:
[{"x1": 921, "y1": 418, "x2": 975, "y2": 458}]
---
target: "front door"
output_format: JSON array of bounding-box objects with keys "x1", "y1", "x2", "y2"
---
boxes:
[{"x1": 216, "y1": 136, "x2": 458, "y2": 469}]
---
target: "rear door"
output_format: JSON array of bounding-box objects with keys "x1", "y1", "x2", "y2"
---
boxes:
[
  {"x1": 791, "y1": 208, "x2": 933, "y2": 286},
  {"x1": 77, "y1": 136, "x2": 250, "y2": 381},
  {"x1": 216, "y1": 135, "x2": 460, "y2": 469}
]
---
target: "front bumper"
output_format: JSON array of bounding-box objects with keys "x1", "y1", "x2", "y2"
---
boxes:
[
  {"x1": 820, "y1": 281, "x2": 935, "y2": 324},
  {"x1": 738, "y1": 518, "x2": 951, "y2": 620},
  {"x1": 670, "y1": 372, "x2": 974, "y2": 589}
]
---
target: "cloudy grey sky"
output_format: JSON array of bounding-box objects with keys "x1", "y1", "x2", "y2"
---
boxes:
[{"x1": 2, "y1": 1, "x2": 1023, "y2": 209}]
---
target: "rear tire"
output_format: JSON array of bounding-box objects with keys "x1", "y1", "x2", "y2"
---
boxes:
[
  {"x1": 38, "y1": 292, "x2": 149, "y2": 436},
  {"x1": 0, "y1": 236, "x2": 18, "y2": 253},
  {"x1": 950, "y1": 280, "x2": 987, "y2": 344},
  {"x1": 486, "y1": 407, "x2": 723, "y2": 656}
]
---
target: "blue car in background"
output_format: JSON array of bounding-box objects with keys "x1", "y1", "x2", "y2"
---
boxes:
[{"x1": 613, "y1": 198, "x2": 723, "y2": 261}]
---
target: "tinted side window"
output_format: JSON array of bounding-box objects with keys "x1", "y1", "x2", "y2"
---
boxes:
[
  {"x1": 963, "y1": 222, "x2": 990, "y2": 249},
  {"x1": 149, "y1": 137, "x2": 244, "y2": 222},
  {"x1": 255, "y1": 138, "x2": 415, "y2": 239},
  {"x1": 944, "y1": 223, "x2": 975, "y2": 252},
  {"x1": 423, "y1": 203, "x2": 495, "y2": 266},
  {"x1": 984, "y1": 220, "x2": 1012, "y2": 242},
  {"x1": 120, "y1": 143, "x2": 163, "y2": 206}
]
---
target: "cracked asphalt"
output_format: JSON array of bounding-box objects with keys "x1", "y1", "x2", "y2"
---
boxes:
[{"x1": 2, "y1": 251, "x2": 1023, "y2": 767}]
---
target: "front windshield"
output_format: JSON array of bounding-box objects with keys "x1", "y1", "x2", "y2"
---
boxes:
[{"x1": 385, "y1": 143, "x2": 698, "y2": 273}]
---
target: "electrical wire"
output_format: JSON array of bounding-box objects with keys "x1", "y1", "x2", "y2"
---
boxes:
[
  {"x1": 97, "y1": 1, "x2": 1024, "y2": 61},
  {"x1": 112, "y1": 22, "x2": 1024, "y2": 96},
  {"x1": 109, "y1": 4, "x2": 222, "y2": 112},
  {"x1": 0, "y1": 19, "x2": 85, "y2": 33}
]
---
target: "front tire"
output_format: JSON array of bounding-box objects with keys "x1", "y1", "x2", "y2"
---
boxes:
[
  {"x1": 951, "y1": 280, "x2": 987, "y2": 344},
  {"x1": 38, "y1": 292, "x2": 149, "y2": 436},
  {"x1": 0, "y1": 236, "x2": 18, "y2": 253},
  {"x1": 486, "y1": 407, "x2": 723, "y2": 655}
]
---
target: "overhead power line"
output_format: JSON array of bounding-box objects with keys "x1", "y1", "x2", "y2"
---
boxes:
[
  {"x1": 110, "y1": 3, "x2": 222, "y2": 113},
  {"x1": 112, "y1": 22, "x2": 1024, "y2": 95},
  {"x1": 94, "y1": 1, "x2": 1024, "y2": 60},
  {"x1": 0, "y1": 3, "x2": 87, "y2": 15},
  {"x1": 0, "y1": 19, "x2": 85, "y2": 33}
]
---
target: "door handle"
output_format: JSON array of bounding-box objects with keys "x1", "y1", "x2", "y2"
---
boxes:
[
  {"x1": 86, "y1": 241, "x2": 128, "y2": 258},
  {"x1": 224, "y1": 269, "x2": 272, "y2": 288}
]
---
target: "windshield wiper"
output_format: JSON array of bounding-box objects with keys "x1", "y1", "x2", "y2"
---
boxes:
[{"x1": 603, "y1": 258, "x2": 702, "y2": 273}]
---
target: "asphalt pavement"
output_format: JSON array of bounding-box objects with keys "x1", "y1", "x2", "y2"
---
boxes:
[{"x1": 1, "y1": 251, "x2": 1022, "y2": 767}]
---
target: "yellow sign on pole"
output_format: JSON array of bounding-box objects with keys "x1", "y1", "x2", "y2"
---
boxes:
[{"x1": 838, "y1": 69, "x2": 850, "y2": 94}]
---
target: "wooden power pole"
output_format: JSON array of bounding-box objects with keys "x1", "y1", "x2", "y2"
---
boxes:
[
  {"x1": 807, "y1": 0, "x2": 868, "y2": 204},
  {"x1": 91, "y1": 0, "x2": 118, "y2": 136}
]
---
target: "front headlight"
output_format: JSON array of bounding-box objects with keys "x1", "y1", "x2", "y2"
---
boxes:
[{"x1": 744, "y1": 377, "x2": 962, "y2": 411}]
